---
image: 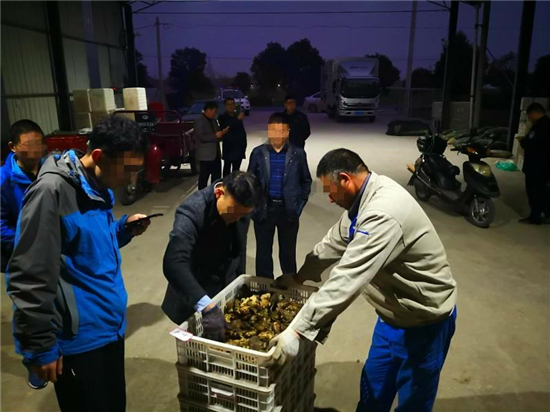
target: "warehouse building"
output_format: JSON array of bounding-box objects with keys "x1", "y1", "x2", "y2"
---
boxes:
[{"x1": 1, "y1": 1, "x2": 136, "y2": 140}]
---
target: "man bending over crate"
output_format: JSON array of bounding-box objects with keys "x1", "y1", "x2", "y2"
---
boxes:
[
  {"x1": 273, "y1": 149, "x2": 457, "y2": 412},
  {"x1": 162, "y1": 171, "x2": 262, "y2": 341}
]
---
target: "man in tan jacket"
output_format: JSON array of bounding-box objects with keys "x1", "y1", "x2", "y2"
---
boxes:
[{"x1": 270, "y1": 148, "x2": 457, "y2": 412}]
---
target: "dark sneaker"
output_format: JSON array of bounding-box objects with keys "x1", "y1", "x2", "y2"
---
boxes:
[
  {"x1": 24, "y1": 363, "x2": 48, "y2": 390},
  {"x1": 518, "y1": 217, "x2": 542, "y2": 225}
]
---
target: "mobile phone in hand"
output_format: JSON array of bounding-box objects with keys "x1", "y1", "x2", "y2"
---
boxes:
[{"x1": 125, "y1": 213, "x2": 164, "y2": 228}]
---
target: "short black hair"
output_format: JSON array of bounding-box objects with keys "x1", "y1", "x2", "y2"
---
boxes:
[
  {"x1": 10, "y1": 119, "x2": 45, "y2": 144},
  {"x1": 526, "y1": 102, "x2": 546, "y2": 115},
  {"x1": 88, "y1": 115, "x2": 148, "y2": 156},
  {"x1": 203, "y1": 101, "x2": 219, "y2": 112},
  {"x1": 284, "y1": 95, "x2": 296, "y2": 103},
  {"x1": 224, "y1": 98, "x2": 235, "y2": 105},
  {"x1": 316, "y1": 149, "x2": 369, "y2": 179},
  {"x1": 223, "y1": 171, "x2": 263, "y2": 208},
  {"x1": 268, "y1": 112, "x2": 290, "y2": 126}
]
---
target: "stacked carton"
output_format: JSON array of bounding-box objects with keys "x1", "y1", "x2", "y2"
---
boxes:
[
  {"x1": 514, "y1": 97, "x2": 550, "y2": 170},
  {"x1": 73, "y1": 89, "x2": 93, "y2": 130},
  {"x1": 73, "y1": 88, "x2": 117, "y2": 129},
  {"x1": 89, "y1": 89, "x2": 116, "y2": 125}
]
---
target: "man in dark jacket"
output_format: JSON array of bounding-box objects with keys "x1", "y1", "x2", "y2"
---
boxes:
[
  {"x1": 519, "y1": 102, "x2": 550, "y2": 225},
  {"x1": 7, "y1": 116, "x2": 151, "y2": 411},
  {"x1": 162, "y1": 171, "x2": 261, "y2": 341},
  {"x1": 194, "y1": 101, "x2": 230, "y2": 189},
  {"x1": 248, "y1": 113, "x2": 312, "y2": 279},
  {"x1": 219, "y1": 98, "x2": 247, "y2": 176},
  {"x1": 1, "y1": 119, "x2": 46, "y2": 272},
  {"x1": 280, "y1": 95, "x2": 311, "y2": 149}
]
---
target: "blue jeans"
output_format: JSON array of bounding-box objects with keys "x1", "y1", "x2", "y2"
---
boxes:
[{"x1": 356, "y1": 309, "x2": 457, "y2": 412}]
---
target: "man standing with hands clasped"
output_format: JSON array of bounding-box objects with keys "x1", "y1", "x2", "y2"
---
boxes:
[
  {"x1": 272, "y1": 149, "x2": 457, "y2": 412},
  {"x1": 7, "y1": 116, "x2": 152, "y2": 411},
  {"x1": 194, "y1": 101, "x2": 230, "y2": 189},
  {"x1": 280, "y1": 95, "x2": 311, "y2": 149}
]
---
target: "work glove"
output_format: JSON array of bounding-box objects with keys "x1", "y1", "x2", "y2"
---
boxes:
[
  {"x1": 201, "y1": 306, "x2": 227, "y2": 342},
  {"x1": 274, "y1": 273, "x2": 303, "y2": 290},
  {"x1": 268, "y1": 327, "x2": 301, "y2": 365}
]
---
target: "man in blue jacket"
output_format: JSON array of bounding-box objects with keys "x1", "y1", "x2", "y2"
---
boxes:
[
  {"x1": 1, "y1": 119, "x2": 47, "y2": 272},
  {"x1": 7, "y1": 116, "x2": 151, "y2": 411},
  {"x1": 248, "y1": 113, "x2": 312, "y2": 278}
]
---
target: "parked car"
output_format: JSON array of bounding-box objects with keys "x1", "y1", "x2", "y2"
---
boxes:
[
  {"x1": 182, "y1": 100, "x2": 226, "y2": 123},
  {"x1": 218, "y1": 89, "x2": 251, "y2": 116},
  {"x1": 304, "y1": 92, "x2": 326, "y2": 113}
]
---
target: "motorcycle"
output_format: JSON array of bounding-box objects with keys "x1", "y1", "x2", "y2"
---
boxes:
[{"x1": 407, "y1": 133, "x2": 500, "y2": 228}]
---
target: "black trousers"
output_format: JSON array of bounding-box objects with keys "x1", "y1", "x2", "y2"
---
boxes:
[
  {"x1": 223, "y1": 159, "x2": 243, "y2": 177},
  {"x1": 198, "y1": 158, "x2": 221, "y2": 190},
  {"x1": 254, "y1": 203, "x2": 299, "y2": 279},
  {"x1": 525, "y1": 173, "x2": 549, "y2": 220},
  {"x1": 54, "y1": 339, "x2": 126, "y2": 412}
]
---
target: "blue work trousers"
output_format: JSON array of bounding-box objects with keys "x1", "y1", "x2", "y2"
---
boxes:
[{"x1": 356, "y1": 309, "x2": 456, "y2": 412}]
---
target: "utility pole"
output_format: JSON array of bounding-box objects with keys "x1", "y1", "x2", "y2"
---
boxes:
[
  {"x1": 403, "y1": 0, "x2": 418, "y2": 118},
  {"x1": 155, "y1": 17, "x2": 166, "y2": 107},
  {"x1": 473, "y1": 1, "x2": 491, "y2": 129},
  {"x1": 124, "y1": 4, "x2": 137, "y2": 87},
  {"x1": 468, "y1": 3, "x2": 480, "y2": 130},
  {"x1": 507, "y1": 0, "x2": 536, "y2": 151},
  {"x1": 441, "y1": 0, "x2": 459, "y2": 132}
]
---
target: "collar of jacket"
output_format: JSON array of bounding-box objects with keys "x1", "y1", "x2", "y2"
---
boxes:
[
  {"x1": 39, "y1": 150, "x2": 113, "y2": 205},
  {"x1": 5, "y1": 152, "x2": 35, "y2": 185},
  {"x1": 348, "y1": 172, "x2": 379, "y2": 220}
]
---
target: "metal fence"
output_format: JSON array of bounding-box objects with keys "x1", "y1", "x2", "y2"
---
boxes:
[{"x1": 380, "y1": 88, "x2": 442, "y2": 120}]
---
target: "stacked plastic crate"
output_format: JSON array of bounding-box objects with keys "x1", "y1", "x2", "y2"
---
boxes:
[
  {"x1": 513, "y1": 97, "x2": 550, "y2": 170},
  {"x1": 120, "y1": 88, "x2": 148, "y2": 121},
  {"x1": 172, "y1": 276, "x2": 318, "y2": 412}
]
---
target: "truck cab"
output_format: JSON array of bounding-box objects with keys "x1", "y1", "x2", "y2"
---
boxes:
[{"x1": 323, "y1": 58, "x2": 380, "y2": 122}]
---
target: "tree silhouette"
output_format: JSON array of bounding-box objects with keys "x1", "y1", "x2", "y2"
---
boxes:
[
  {"x1": 365, "y1": 53, "x2": 401, "y2": 89},
  {"x1": 286, "y1": 39, "x2": 324, "y2": 101},
  {"x1": 232, "y1": 72, "x2": 252, "y2": 94},
  {"x1": 433, "y1": 31, "x2": 473, "y2": 97},
  {"x1": 168, "y1": 48, "x2": 214, "y2": 105},
  {"x1": 250, "y1": 42, "x2": 287, "y2": 91},
  {"x1": 411, "y1": 67, "x2": 435, "y2": 88}
]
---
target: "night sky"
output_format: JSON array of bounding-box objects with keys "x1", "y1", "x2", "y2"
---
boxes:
[{"x1": 133, "y1": 1, "x2": 550, "y2": 80}]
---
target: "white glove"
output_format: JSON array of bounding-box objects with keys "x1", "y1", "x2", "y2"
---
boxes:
[
  {"x1": 268, "y1": 327, "x2": 301, "y2": 365},
  {"x1": 274, "y1": 273, "x2": 302, "y2": 290}
]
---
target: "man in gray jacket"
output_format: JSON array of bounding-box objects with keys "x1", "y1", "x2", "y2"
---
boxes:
[
  {"x1": 194, "y1": 101, "x2": 229, "y2": 189},
  {"x1": 272, "y1": 149, "x2": 457, "y2": 412}
]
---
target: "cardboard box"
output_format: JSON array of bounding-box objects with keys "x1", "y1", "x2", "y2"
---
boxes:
[
  {"x1": 123, "y1": 88, "x2": 148, "y2": 111},
  {"x1": 73, "y1": 89, "x2": 91, "y2": 112},
  {"x1": 89, "y1": 88, "x2": 116, "y2": 112},
  {"x1": 74, "y1": 112, "x2": 92, "y2": 130}
]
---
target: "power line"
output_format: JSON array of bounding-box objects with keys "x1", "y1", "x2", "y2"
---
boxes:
[
  {"x1": 141, "y1": 55, "x2": 441, "y2": 61},
  {"x1": 166, "y1": 22, "x2": 448, "y2": 30},
  {"x1": 138, "y1": 9, "x2": 449, "y2": 15}
]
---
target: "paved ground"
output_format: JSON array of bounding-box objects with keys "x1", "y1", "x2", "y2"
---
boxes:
[{"x1": 2, "y1": 109, "x2": 549, "y2": 412}]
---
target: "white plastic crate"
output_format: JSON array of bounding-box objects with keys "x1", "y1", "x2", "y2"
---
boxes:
[
  {"x1": 73, "y1": 89, "x2": 91, "y2": 112},
  {"x1": 175, "y1": 276, "x2": 318, "y2": 388},
  {"x1": 177, "y1": 369, "x2": 315, "y2": 412}
]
